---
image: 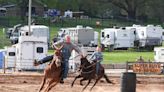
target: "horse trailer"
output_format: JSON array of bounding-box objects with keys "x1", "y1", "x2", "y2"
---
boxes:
[
  {"x1": 100, "y1": 27, "x2": 135, "y2": 51},
  {"x1": 5, "y1": 26, "x2": 49, "y2": 71},
  {"x1": 19, "y1": 25, "x2": 50, "y2": 46},
  {"x1": 4, "y1": 45, "x2": 16, "y2": 69},
  {"x1": 57, "y1": 25, "x2": 98, "y2": 47}
]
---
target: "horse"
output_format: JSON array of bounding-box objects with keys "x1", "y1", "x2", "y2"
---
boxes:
[
  {"x1": 71, "y1": 56, "x2": 114, "y2": 91},
  {"x1": 38, "y1": 49, "x2": 62, "y2": 92}
]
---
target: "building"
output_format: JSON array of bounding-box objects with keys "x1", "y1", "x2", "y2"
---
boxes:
[{"x1": 0, "y1": 1, "x2": 47, "y2": 17}]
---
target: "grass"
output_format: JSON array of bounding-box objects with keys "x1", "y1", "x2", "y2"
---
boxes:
[{"x1": 103, "y1": 51, "x2": 154, "y2": 64}]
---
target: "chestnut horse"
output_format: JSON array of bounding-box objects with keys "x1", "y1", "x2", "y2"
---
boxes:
[
  {"x1": 38, "y1": 50, "x2": 62, "y2": 92},
  {"x1": 71, "y1": 56, "x2": 114, "y2": 91}
]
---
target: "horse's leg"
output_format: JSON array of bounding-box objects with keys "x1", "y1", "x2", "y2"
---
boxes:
[
  {"x1": 82, "y1": 79, "x2": 91, "y2": 92},
  {"x1": 44, "y1": 79, "x2": 55, "y2": 92},
  {"x1": 104, "y1": 73, "x2": 114, "y2": 84},
  {"x1": 71, "y1": 75, "x2": 82, "y2": 87},
  {"x1": 38, "y1": 76, "x2": 46, "y2": 92},
  {"x1": 80, "y1": 78, "x2": 87, "y2": 86},
  {"x1": 45, "y1": 80, "x2": 59, "y2": 92},
  {"x1": 90, "y1": 77, "x2": 101, "y2": 91}
]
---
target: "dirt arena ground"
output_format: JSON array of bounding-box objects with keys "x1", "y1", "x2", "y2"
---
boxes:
[{"x1": 0, "y1": 72, "x2": 164, "y2": 92}]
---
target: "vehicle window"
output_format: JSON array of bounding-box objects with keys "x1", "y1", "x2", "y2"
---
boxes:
[
  {"x1": 9, "y1": 52, "x2": 15, "y2": 56},
  {"x1": 37, "y1": 47, "x2": 43, "y2": 53}
]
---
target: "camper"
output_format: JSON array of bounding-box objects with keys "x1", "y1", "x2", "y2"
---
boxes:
[
  {"x1": 154, "y1": 47, "x2": 164, "y2": 62},
  {"x1": 58, "y1": 25, "x2": 98, "y2": 47},
  {"x1": 126, "y1": 24, "x2": 163, "y2": 48},
  {"x1": 100, "y1": 27, "x2": 135, "y2": 51}
]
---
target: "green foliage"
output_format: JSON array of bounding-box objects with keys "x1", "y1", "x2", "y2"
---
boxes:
[{"x1": 0, "y1": 27, "x2": 11, "y2": 48}]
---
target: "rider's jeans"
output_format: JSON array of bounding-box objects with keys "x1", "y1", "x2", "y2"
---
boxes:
[
  {"x1": 61, "y1": 59, "x2": 69, "y2": 79},
  {"x1": 38, "y1": 55, "x2": 53, "y2": 64},
  {"x1": 96, "y1": 62, "x2": 101, "y2": 75}
]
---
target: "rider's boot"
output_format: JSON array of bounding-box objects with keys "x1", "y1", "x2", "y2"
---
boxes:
[
  {"x1": 33, "y1": 59, "x2": 40, "y2": 66},
  {"x1": 60, "y1": 78, "x2": 64, "y2": 84}
]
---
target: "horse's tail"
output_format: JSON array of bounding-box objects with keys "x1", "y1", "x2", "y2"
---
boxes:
[{"x1": 103, "y1": 74, "x2": 113, "y2": 84}]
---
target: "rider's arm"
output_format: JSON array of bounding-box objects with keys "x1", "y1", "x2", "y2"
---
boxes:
[
  {"x1": 71, "y1": 43, "x2": 83, "y2": 55},
  {"x1": 89, "y1": 52, "x2": 96, "y2": 61},
  {"x1": 52, "y1": 39, "x2": 64, "y2": 50}
]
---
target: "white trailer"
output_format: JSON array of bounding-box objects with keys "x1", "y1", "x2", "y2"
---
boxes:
[
  {"x1": 5, "y1": 26, "x2": 49, "y2": 70},
  {"x1": 69, "y1": 47, "x2": 96, "y2": 72},
  {"x1": 100, "y1": 27, "x2": 135, "y2": 51},
  {"x1": 58, "y1": 25, "x2": 98, "y2": 46},
  {"x1": 4, "y1": 45, "x2": 16, "y2": 68},
  {"x1": 154, "y1": 47, "x2": 164, "y2": 62},
  {"x1": 126, "y1": 24, "x2": 163, "y2": 48},
  {"x1": 19, "y1": 25, "x2": 50, "y2": 46}
]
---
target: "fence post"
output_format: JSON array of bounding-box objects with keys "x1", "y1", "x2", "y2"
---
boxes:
[
  {"x1": 126, "y1": 61, "x2": 128, "y2": 72},
  {"x1": 3, "y1": 57, "x2": 6, "y2": 74}
]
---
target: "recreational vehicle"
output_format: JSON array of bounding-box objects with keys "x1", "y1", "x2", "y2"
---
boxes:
[
  {"x1": 58, "y1": 25, "x2": 98, "y2": 47},
  {"x1": 126, "y1": 25, "x2": 163, "y2": 48},
  {"x1": 100, "y1": 27, "x2": 135, "y2": 51}
]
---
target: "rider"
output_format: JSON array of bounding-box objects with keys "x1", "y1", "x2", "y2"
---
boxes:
[
  {"x1": 34, "y1": 35, "x2": 83, "y2": 84},
  {"x1": 89, "y1": 46, "x2": 103, "y2": 78}
]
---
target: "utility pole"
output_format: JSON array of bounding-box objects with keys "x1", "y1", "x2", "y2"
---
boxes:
[{"x1": 28, "y1": 0, "x2": 32, "y2": 35}]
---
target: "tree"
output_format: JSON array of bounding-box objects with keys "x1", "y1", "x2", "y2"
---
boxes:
[
  {"x1": 146, "y1": 0, "x2": 164, "y2": 22},
  {"x1": 109, "y1": 0, "x2": 147, "y2": 20}
]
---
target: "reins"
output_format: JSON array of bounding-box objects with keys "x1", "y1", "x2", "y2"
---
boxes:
[{"x1": 80, "y1": 61, "x2": 96, "y2": 74}]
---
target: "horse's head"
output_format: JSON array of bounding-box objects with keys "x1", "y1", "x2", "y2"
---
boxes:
[
  {"x1": 54, "y1": 50, "x2": 62, "y2": 67},
  {"x1": 80, "y1": 55, "x2": 90, "y2": 68}
]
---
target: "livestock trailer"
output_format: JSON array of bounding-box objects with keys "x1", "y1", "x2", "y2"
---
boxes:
[
  {"x1": 4, "y1": 45, "x2": 16, "y2": 68},
  {"x1": 58, "y1": 25, "x2": 98, "y2": 46},
  {"x1": 5, "y1": 26, "x2": 49, "y2": 71}
]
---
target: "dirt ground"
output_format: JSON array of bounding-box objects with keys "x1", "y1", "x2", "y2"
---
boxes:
[{"x1": 0, "y1": 72, "x2": 164, "y2": 92}]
